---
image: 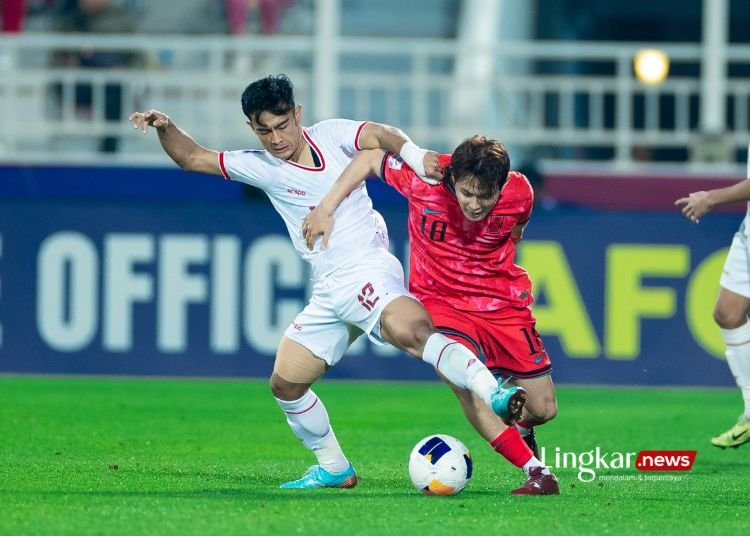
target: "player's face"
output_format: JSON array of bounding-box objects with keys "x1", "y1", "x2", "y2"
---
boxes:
[
  {"x1": 454, "y1": 176, "x2": 500, "y2": 221},
  {"x1": 249, "y1": 105, "x2": 304, "y2": 160}
]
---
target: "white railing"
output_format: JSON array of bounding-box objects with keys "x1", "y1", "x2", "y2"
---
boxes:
[{"x1": 1, "y1": 33, "x2": 749, "y2": 169}]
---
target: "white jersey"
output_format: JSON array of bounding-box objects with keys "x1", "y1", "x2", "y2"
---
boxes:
[
  {"x1": 219, "y1": 119, "x2": 389, "y2": 278},
  {"x1": 743, "y1": 142, "x2": 750, "y2": 237}
]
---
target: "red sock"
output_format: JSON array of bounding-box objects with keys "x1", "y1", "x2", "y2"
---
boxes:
[{"x1": 490, "y1": 426, "x2": 534, "y2": 468}]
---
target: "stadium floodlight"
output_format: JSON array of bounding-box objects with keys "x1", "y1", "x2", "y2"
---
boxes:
[{"x1": 633, "y1": 48, "x2": 670, "y2": 85}]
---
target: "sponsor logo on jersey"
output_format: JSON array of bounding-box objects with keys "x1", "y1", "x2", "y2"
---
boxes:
[
  {"x1": 424, "y1": 207, "x2": 444, "y2": 215},
  {"x1": 287, "y1": 188, "x2": 306, "y2": 196}
]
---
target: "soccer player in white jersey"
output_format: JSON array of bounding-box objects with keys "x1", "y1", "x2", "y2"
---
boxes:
[
  {"x1": 129, "y1": 74, "x2": 526, "y2": 488},
  {"x1": 676, "y1": 143, "x2": 750, "y2": 448}
]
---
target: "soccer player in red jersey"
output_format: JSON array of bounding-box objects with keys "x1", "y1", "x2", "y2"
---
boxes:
[{"x1": 303, "y1": 135, "x2": 559, "y2": 495}]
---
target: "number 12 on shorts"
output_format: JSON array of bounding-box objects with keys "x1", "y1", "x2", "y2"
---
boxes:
[{"x1": 358, "y1": 282, "x2": 381, "y2": 311}]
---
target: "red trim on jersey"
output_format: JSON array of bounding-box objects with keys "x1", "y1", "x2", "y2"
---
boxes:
[
  {"x1": 219, "y1": 151, "x2": 230, "y2": 180},
  {"x1": 354, "y1": 121, "x2": 370, "y2": 151},
  {"x1": 285, "y1": 129, "x2": 326, "y2": 171},
  {"x1": 379, "y1": 151, "x2": 392, "y2": 183}
]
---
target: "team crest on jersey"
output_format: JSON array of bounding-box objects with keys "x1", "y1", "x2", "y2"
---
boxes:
[
  {"x1": 387, "y1": 154, "x2": 404, "y2": 170},
  {"x1": 485, "y1": 215, "x2": 505, "y2": 235}
]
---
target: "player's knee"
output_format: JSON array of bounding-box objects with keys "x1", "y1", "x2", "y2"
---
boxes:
[
  {"x1": 525, "y1": 397, "x2": 557, "y2": 424},
  {"x1": 540, "y1": 400, "x2": 558, "y2": 423},
  {"x1": 270, "y1": 372, "x2": 307, "y2": 401},
  {"x1": 712, "y1": 306, "x2": 745, "y2": 329},
  {"x1": 411, "y1": 318, "x2": 437, "y2": 349},
  {"x1": 383, "y1": 317, "x2": 435, "y2": 357}
]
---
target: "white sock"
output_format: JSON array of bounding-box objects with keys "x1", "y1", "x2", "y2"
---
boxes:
[
  {"x1": 422, "y1": 333, "x2": 498, "y2": 406},
  {"x1": 721, "y1": 323, "x2": 750, "y2": 419},
  {"x1": 516, "y1": 422, "x2": 532, "y2": 437},
  {"x1": 522, "y1": 455, "x2": 550, "y2": 475},
  {"x1": 275, "y1": 390, "x2": 350, "y2": 473}
]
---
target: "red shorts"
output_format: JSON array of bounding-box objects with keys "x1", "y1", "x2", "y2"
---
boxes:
[{"x1": 422, "y1": 298, "x2": 552, "y2": 379}]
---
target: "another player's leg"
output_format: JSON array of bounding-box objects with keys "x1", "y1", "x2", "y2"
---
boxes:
[
  {"x1": 378, "y1": 296, "x2": 524, "y2": 424},
  {"x1": 507, "y1": 374, "x2": 558, "y2": 458},
  {"x1": 272, "y1": 336, "x2": 358, "y2": 488},
  {"x1": 444, "y1": 378, "x2": 559, "y2": 495},
  {"x1": 712, "y1": 286, "x2": 750, "y2": 448}
]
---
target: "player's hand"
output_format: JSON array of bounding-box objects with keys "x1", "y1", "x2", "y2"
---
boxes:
[
  {"x1": 675, "y1": 191, "x2": 712, "y2": 224},
  {"x1": 302, "y1": 206, "x2": 335, "y2": 250},
  {"x1": 421, "y1": 151, "x2": 443, "y2": 185},
  {"x1": 129, "y1": 109, "x2": 170, "y2": 133}
]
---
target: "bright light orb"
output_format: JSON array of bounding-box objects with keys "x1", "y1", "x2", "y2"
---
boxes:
[{"x1": 634, "y1": 49, "x2": 670, "y2": 85}]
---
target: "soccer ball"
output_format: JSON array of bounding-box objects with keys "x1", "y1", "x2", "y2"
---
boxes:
[{"x1": 408, "y1": 434, "x2": 472, "y2": 496}]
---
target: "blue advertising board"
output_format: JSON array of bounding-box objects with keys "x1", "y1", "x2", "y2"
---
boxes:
[{"x1": 0, "y1": 196, "x2": 741, "y2": 386}]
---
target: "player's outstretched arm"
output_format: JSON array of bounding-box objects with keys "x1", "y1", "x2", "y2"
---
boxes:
[
  {"x1": 675, "y1": 180, "x2": 750, "y2": 223},
  {"x1": 357, "y1": 122, "x2": 442, "y2": 184},
  {"x1": 129, "y1": 110, "x2": 222, "y2": 176},
  {"x1": 302, "y1": 149, "x2": 385, "y2": 250}
]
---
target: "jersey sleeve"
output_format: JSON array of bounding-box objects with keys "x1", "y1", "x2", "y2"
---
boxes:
[
  {"x1": 379, "y1": 151, "x2": 416, "y2": 198},
  {"x1": 310, "y1": 118, "x2": 369, "y2": 157},
  {"x1": 512, "y1": 171, "x2": 534, "y2": 224},
  {"x1": 219, "y1": 149, "x2": 269, "y2": 190}
]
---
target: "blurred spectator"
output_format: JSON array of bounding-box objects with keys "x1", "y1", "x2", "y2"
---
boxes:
[
  {"x1": 54, "y1": 0, "x2": 139, "y2": 152},
  {"x1": 23, "y1": 0, "x2": 58, "y2": 31},
  {"x1": 1, "y1": 0, "x2": 25, "y2": 31},
  {"x1": 137, "y1": 0, "x2": 226, "y2": 35},
  {"x1": 135, "y1": 0, "x2": 227, "y2": 70},
  {"x1": 225, "y1": 0, "x2": 293, "y2": 35}
]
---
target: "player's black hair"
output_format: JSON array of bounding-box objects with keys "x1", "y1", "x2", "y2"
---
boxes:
[
  {"x1": 241, "y1": 74, "x2": 296, "y2": 124},
  {"x1": 447, "y1": 135, "x2": 510, "y2": 194}
]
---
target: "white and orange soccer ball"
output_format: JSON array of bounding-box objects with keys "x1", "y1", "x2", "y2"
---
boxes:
[{"x1": 408, "y1": 434, "x2": 472, "y2": 496}]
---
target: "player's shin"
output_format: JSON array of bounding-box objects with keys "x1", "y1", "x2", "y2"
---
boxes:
[
  {"x1": 422, "y1": 333, "x2": 498, "y2": 406},
  {"x1": 275, "y1": 389, "x2": 350, "y2": 473},
  {"x1": 722, "y1": 323, "x2": 750, "y2": 418},
  {"x1": 490, "y1": 427, "x2": 549, "y2": 475}
]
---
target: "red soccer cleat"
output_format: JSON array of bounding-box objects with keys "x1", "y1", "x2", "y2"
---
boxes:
[{"x1": 510, "y1": 466, "x2": 560, "y2": 496}]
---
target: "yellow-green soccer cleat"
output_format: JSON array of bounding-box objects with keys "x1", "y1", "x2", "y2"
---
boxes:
[{"x1": 711, "y1": 415, "x2": 750, "y2": 449}]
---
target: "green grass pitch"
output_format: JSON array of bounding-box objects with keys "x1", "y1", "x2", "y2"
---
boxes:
[{"x1": 0, "y1": 375, "x2": 746, "y2": 535}]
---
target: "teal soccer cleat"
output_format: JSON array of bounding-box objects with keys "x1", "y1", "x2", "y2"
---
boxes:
[
  {"x1": 490, "y1": 383, "x2": 527, "y2": 425},
  {"x1": 280, "y1": 464, "x2": 359, "y2": 489}
]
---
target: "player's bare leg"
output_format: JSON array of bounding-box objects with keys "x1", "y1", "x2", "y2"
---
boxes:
[
  {"x1": 712, "y1": 287, "x2": 750, "y2": 448},
  {"x1": 439, "y1": 374, "x2": 559, "y2": 495},
  {"x1": 271, "y1": 337, "x2": 358, "y2": 489},
  {"x1": 378, "y1": 296, "x2": 525, "y2": 423},
  {"x1": 508, "y1": 375, "x2": 558, "y2": 458},
  {"x1": 445, "y1": 381, "x2": 505, "y2": 442}
]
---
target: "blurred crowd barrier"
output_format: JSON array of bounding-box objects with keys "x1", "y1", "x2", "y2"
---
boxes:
[{"x1": 1, "y1": 32, "x2": 750, "y2": 169}]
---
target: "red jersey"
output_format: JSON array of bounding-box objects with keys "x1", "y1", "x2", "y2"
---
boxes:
[{"x1": 381, "y1": 152, "x2": 534, "y2": 312}]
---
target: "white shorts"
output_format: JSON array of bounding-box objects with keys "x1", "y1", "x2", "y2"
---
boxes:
[
  {"x1": 284, "y1": 248, "x2": 415, "y2": 366},
  {"x1": 720, "y1": 231, "x2": 750, "y2": 298}
]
